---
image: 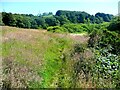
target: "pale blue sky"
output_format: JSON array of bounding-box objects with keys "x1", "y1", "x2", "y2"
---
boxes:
[{"x1": 0, "y1": 0, "x2": 119, "y2": 15}]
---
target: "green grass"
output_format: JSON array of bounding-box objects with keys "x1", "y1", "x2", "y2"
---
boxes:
[
  {"x1": 2, "y1": 27, "x2": 46, "y2": 88},
  {"x1": 2, "y1": 26, "x2": 119, "y2": 88},
  {"x1": 2, "y1": 26, "x2": 76, "y2": 88},
  {"x1": 41, "y1": 37, "x2": 73, "y2": 88}
]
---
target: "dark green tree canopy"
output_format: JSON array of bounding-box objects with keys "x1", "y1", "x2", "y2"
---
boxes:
[
  {"x1": 56, "y1": 10, "x2": 113, "y2": 24},
  {"x1": 1, "y1": 11, "x2": 114, "y2": 29}
]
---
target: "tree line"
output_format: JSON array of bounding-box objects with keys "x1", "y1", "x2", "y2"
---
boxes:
[{"x1": 1, "y1": 10, "x2": 113, "y2": 29}]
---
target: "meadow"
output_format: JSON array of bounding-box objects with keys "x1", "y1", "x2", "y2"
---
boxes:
[
  {"x1": 1, "y1": 12, "x2": 120, "y2": 88},
  {"x1": 2, "y1": 26, "x2": 91, "y2": 88}
]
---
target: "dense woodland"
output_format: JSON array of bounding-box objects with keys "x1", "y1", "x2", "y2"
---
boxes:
[
  {"x1": 1, "y1": 10, "x2": 120, "y2": 88},
  {"x1": 1, "y1": 10, "x2": 113, "y2": 29}
]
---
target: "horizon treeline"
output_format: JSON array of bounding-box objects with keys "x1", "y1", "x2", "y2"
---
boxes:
[{"x1": 1, "y1": 10, "x2": 113, "y2": 29}]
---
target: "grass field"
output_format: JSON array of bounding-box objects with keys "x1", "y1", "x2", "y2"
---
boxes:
[{"x1": 2, "y1": 26, "x2": 92, "y2": 88}]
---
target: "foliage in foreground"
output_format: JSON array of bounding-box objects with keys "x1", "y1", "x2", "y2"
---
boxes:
[{"x1": 88, "y1": 16, "x2": 120, "y2": 88}]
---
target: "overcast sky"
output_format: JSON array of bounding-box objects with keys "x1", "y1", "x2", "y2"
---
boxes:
[{"x1": 0, "y1": 0, "x2": 119, "y2": 15}]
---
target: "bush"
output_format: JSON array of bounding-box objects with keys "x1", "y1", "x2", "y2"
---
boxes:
[
  {"x1": 47, "y1": 26, "x2": 66, "y2": 33},
  {"x1": 93, "y1": 48, "x2": 120, "y2": 88},
  {"x1": 108, "y1": 16, "x2": 120, "y2": 34},
  {"x1": 62, "y1": 23, "x2": 88, "y2": 33},
  {"x1": 88, "y1": 18, "x2": 120, "y2": 88}
]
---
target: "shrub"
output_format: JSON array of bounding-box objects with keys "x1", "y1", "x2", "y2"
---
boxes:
[
  {"x1": 93, "y1": 48, "x2": 120, "y2": 88},
  {"x1": 47, "y1": 26, "x2": 66, "y2": 33}
]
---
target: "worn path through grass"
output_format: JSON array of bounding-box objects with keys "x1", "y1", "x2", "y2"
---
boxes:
[{"x1": 2, "y1": 26, "x2": 90, "y2": 88}]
